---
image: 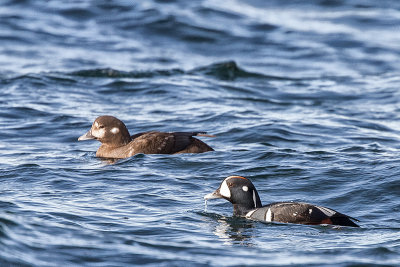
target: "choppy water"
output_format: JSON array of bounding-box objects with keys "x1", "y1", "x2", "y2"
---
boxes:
[{"x1": 1, "y1": 0, "x2": 400, "y2": 266}]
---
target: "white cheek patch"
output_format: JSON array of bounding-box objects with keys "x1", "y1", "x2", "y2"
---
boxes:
[
  {"x1": 219, "y1": 180, "x2": 231, "y2": 198},
  {"x1": 111, "y1": 127, "x2": 120, "y2": 134},
  {"x1": 242, "y1": 186, "x2": 248, "y2": 192},
  {"x1": 99, "y1": 128, "x2": 106, "y2": 138},
  {"x1": 94, "y1": 121, "x2": 99, "y2": 128},
  {"x1": 92, "y1": 128, "x2": 106, "y2": 138}
]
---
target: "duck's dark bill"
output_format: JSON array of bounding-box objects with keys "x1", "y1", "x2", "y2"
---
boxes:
[
  {"x1": 204, "y1": 189, "x2": 223, "y2": 200},
  {"x1": 78, "y1": 130, "x2": 96, "y2": 141}
]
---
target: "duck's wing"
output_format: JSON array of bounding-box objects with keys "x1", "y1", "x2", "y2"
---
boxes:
[
  {"x1": 130, "y1": 132, "x2": 149, "y2": 140},
  {"x1": 130, "y1": 131, "x2": 213, "y2": 154},
  {"x1": 171, "y1": 132, "x2": 214, "y2": 153},
  {"x1": 247, "y1": 202, "x2": 359, "y2": 227}
]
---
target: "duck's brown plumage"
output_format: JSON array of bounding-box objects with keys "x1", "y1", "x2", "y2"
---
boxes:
[{"x1": 78, "y1": 115, "x2": 214, "y2": 159}]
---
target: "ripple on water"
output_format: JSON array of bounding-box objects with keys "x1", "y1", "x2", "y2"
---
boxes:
[{"x1": 1, "y1": 0, "x2": 400, "y2": 266}]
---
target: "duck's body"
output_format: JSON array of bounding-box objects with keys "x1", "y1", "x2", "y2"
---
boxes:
[
  {"x1": 78, "y1": 116, "x2": 214, "y2": 159},
  {"x1": 205, "y1": 176, "x2": 359, "y2": 227},
  {"x1": 245, "y1": 201, "x2": 358, "y2": 227}
]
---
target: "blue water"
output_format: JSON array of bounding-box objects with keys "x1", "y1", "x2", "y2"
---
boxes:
[{"x1": 1, "y1": 0, "x2": 400, "y2": 266}]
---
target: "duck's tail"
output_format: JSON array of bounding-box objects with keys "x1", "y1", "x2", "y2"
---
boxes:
[
  {"x1": 194, "y1": 132, "x2": 216, "y2": 138},
  {"x1": 331, "y1": 215, "x2": 360, "y2": 227}
]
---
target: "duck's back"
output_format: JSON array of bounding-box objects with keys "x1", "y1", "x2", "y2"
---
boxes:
[{"x1": 131, "y1": 131, "x2": 214, "y2": 154}]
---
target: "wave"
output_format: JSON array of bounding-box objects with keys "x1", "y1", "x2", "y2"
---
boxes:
[
  {"x1": 68, "y1": 68, "x2": 184, "y2": 79},
  {"x1": 67, "y1": 60, "x2": 279, "y2": 81}
]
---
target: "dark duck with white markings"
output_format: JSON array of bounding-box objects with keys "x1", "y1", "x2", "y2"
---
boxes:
[
  {"x1": 78, "y1": 115, "x2": 214, "y2": 159},
  {"x1": 204, "y1": 176, "x2": 359, "y2": 227}
]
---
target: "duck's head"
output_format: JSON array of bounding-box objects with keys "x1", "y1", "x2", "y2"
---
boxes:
[
  {"x1": 78, "y1": 115, "x2": 131, "y2": 147},
  {"x1": 204, "y1": 176, "x2": 262, "y2": 216}
]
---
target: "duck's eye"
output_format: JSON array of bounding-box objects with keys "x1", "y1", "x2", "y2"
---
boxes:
[
  {"x1": 228, "y1": 182, "x2": 233, "y2": 187},
  {"x1": 98, "y1": 125, "x2": 105, "y2": 129}
]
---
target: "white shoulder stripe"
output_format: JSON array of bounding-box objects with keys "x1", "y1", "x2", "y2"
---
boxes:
[
  {"x1": 246, "y1": 210, "x2": 256, "y2": 218},
  {"x1": 252, "y1": 190, "x2": 257, "y2": 208},
  {"x1": 265, "y1": 208, "x2": 272, "y2": 222}
]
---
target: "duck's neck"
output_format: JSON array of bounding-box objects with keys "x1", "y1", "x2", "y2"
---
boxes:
[
  {"x1": 233, "y1": 193, "x2": 263, "y2": 216},
  {"x1": 233, "y1": 204, "x2": 255, "y2": 216},
  {"x1": 104, "y1": 135, "x2": 132, "y2": 148}
]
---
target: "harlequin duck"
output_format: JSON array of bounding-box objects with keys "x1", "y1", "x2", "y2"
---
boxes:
[
  {"x1": 204, "y1": 176, "x2": 359, "y2": 227},
  {"x1": 78, "y1": 115, "x2": 214, "y2": 158}
]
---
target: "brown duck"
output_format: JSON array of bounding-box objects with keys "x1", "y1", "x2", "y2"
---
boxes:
[{"x1": 78, "y1": 115, "x2": 214, "y2": 158}]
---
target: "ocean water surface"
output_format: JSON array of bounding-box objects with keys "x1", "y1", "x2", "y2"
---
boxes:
[{"x1": 1, "y1": 0, "x2": 400, "y2": 266}]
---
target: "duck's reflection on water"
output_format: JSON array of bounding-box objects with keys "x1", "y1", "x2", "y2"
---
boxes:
[
  {"x1": 212, "y1": 216, "x2": 257, "y2": 246},
  {"x1": 100, "y1": 157, "x2": 120, "y2": 164}
]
